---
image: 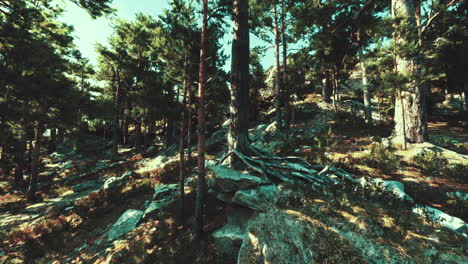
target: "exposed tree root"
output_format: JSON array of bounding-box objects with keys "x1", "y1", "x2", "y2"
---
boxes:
[{"x1": 227, "y1": 148, "x2": 333, "y2": 186}]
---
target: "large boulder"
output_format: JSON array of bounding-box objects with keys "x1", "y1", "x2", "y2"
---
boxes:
[
  {"x1": 358, "y1": 177, "x2": 414, "y2": 203},
  {"x1": 71, "y1": 179, "x2": 103, "y2": 193},
  {"x1": 103, "y1": 171, "x2": 133, "y2": 191},
  {"x1": 210, "y1": 165, "x2": 265, "y2": 193},
  {"x1": 212, "y1": 205, "x2": 253, "y2": 258},
  {"x1": 142, "y1": 184, "x2": 178, "y2": 220},
  {"x1": 237, "y1": 208, "x2": 316, "y2": 264},
  {"x1": 232, "y1": 185, "x2": 278, "y2": 212},
  {"x1": 153, "y1": 183, "x2": 178, "y2": 200},
  {"x1": 107, "y1": 209, "x2": 144, "y2": 242}
]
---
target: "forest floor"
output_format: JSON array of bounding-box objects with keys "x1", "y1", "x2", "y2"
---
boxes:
[{"x1": 0, "y1": 93, "x2": 467, "y2": 263}]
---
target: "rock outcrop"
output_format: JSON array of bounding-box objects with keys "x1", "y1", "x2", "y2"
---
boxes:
[{"x1": 107, "y1": 209, "x2": 144, "y2": 242}]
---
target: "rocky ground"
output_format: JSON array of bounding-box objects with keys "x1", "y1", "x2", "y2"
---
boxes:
[{"x1": 0, "y1": 95, "x2": 467, "y2": 264}]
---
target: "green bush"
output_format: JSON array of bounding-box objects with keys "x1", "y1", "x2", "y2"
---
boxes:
[
  {"x1": 411, "y1": 151, "x2": 448, "y2": 175},
  {"x1": 306, "y1": 127, "x2": 337, "y2": 165},
  {"x1": 363, "y1": 143, "x2": 400, "y2": 173},
  {"x1": 444, "y1": 163, "x2": 468, "y2": 184}
]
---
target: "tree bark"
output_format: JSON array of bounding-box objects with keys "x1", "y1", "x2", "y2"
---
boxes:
[
  {"x1": 464, "y1": 80, "x2": 468, "y2": 114},
  {"x1": 322, "y1": 73, "x2": 333, "y2": 103},
  {"x1": 135, "y1": 118, "x2": 143, "y2": 150},
  {"x1": 57, "y1": 126, "x2": 64, "y2": 144},
  {"x1": 228, "y1": 0, "x2": 251, "y2": 164},
  {"x1": 195, "y1": 0, "x2": 208, "y2": 240},
  {"x1": 187, "y1": 84, "x2": 193, "y2": 159},
  {"x1": 14, "y1": 117, "x2": 28, "y2": 185},
  {"x1": 359, "y1": 47, "x2": 372, "y2": 124},
  {"x1": 145, "y1": 121, "x2": 155, "y2": 147},
  {"x1": 48, "y1": 128, "x2": 56, "y2": 153},
  {"x1": 28, "y1": 103, "x2": 45, "y2": 201},
  {"x1": 392, "y1": 0, "x2": 428, "y2": 143},
  {"x1": 282, "y1": 0, "x2": 291, "y2": 131},
  {"x1": 273, "y1": 1, "x2": 282, "y2": 131},
  {"x1": 112, "y1": 67, "x2": 122, "y2": 155},
  {"x1": 179, "y1": 78, "x2": 188, "y2": 220},
  {"x1": 123, "y1": 108, "x2": 129, "y2": 145},
  {"x1": 332, "y1": 70, "x2": 338, "y2": 111}
]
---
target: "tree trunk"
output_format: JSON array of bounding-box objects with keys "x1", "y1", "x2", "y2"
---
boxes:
[
  {"x1": 187, "y1": 84, "x2": 193, "y2": 159},
  {"x1": 332, "y1": 70, "x2": 338, "y2": 111},
  {"x1": 228, "y1": 0, "x2": 251, "y2": 163},
  {"x1": 57, "y1": 127, "x2": 64, "y2": 144},
  {"x1": 28, "y1": 104, "x2": 45, "y2": 201},
  {"x1": 165, "y1": 116, "x2": 175, "y2": 148},
  {"x1": 14, "y1": 119, "x2": 28, "y2": 185},
  {"x1": 135, "y1": 118, "x2": 142, "y2": 150},
  {"x1": 282, "y1": 0, "x2": 291, "y2": 131},
  {"x1": 359, "y1": 47, "x2": 372, "y2": 124},
  {"x1": 112, "y1": 68, "x2": 122, "y2": 155},
  {"x1": 392, "y1": 0, "x2": 428, "y2": 143},
  {"x1": 123, "y1": 102, "x2": 131, "y2": 145},
  {"x1": 48, "y1": 128, "x2": 56, "y2": 153},
  {"x1": 322, "y1": 73, "x2": 333, "y2": 103},
  {"x1": 464, "y1": 81, "x2": 468, "y2": 114},
  {"x1": 273, "y1": 1, "x2": 282, "y2": 131},
  {"x1": 27, "y1": 140, "x2": 33, "y2": 173},
  {"x1": 179, "y1": 78, "x2": 188, "y2": 220},
  {"x1": 145, "y1": 121, "x2": 155, "y2": 147},
  {"x1": 195, "y1": 0, "x2": 208, "y2": 240}
]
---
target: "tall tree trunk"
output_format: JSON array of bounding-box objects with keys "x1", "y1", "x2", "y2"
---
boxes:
[
  {"x1": 145, "y1": 121, "x2": 155, "y2": 147},
  {"x1": 392, "y1": 0, "x2": 428, "y2": 143},
  {"x1": 359, "y1": 47, "x2": 372, "y2": 124},
  {"x1": 273, "y1": 1, "x2": 282, "y2": 131},
  {"x1": 165, "y1": 116, "x2": 175, "y2": 148},
  {"x1": 332, "y1": 70, "x2": 338, "y2": 111},
  {"x1": 179, "y1": 78, "x2": 188, "y2": 220},
  {"x1": 282, "y1": 0, "x2": 291, "y2": 131},
  {"x1": 135, "y1": 118, "x2": 142, "y2": 150},
  {"x1": 322, "y1": 73, "x2": 333, "y2": 103},
  {"x1": 187, "y1": 84, "x2": 193, "y2": 159},
  {"x1": 27, "y1": 140, "x2": 33, "y2": 174},
  {"x1": 112, "y1": 68, "x2": 122, "y2": 155},
  {"x1": 195, "y1": 0, "x2": 208, "y2": 240},
  {"x1": 15, "y1": 117, "x2": 28, "y2": 185},
  {"x1": 123, "y1": 102, "x2": 131, "y2": 145},
  {"x1": 57, "y1": 126, "x2": 64, "y2": 144},
  {"x1": 48, "y1": 128, "x2": 56, "y2": 153},
  {"x1": 464, "y1": 80, "x2": 468, "y2": 114},
  {"x1": 228, "y1": 0, "x2": 251, "y2": 163},
  {"x1": 28, "y1": 104, "x2": 45, "y2": 201}
]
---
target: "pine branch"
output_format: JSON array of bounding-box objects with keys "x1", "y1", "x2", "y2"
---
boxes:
[{"x1": 421, "y1": 0, "x2": 463, "y2": 35}]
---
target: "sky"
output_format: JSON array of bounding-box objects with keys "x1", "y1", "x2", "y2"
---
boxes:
[{"x1": 56, "y1": 0, "x2": 275, "y2": 71}]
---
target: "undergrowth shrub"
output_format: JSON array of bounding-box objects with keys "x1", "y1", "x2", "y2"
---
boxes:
[
  {"x1": 411, "y1": 151, "x2": 448, "y2": 175},
  {"x1": 307, "y1": 128, "x2": 337, "y2": 165},
  {"x1": 443, "y1": 163, "x2": 468, "y2": 184},
  {"x1": 363, "y1": 143, "x2": 400, "y2": 173}
]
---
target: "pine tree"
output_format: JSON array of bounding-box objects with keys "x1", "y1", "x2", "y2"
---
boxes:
[{"x1": 391, "y1": 0, "x2": 428, "y2": 144}]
